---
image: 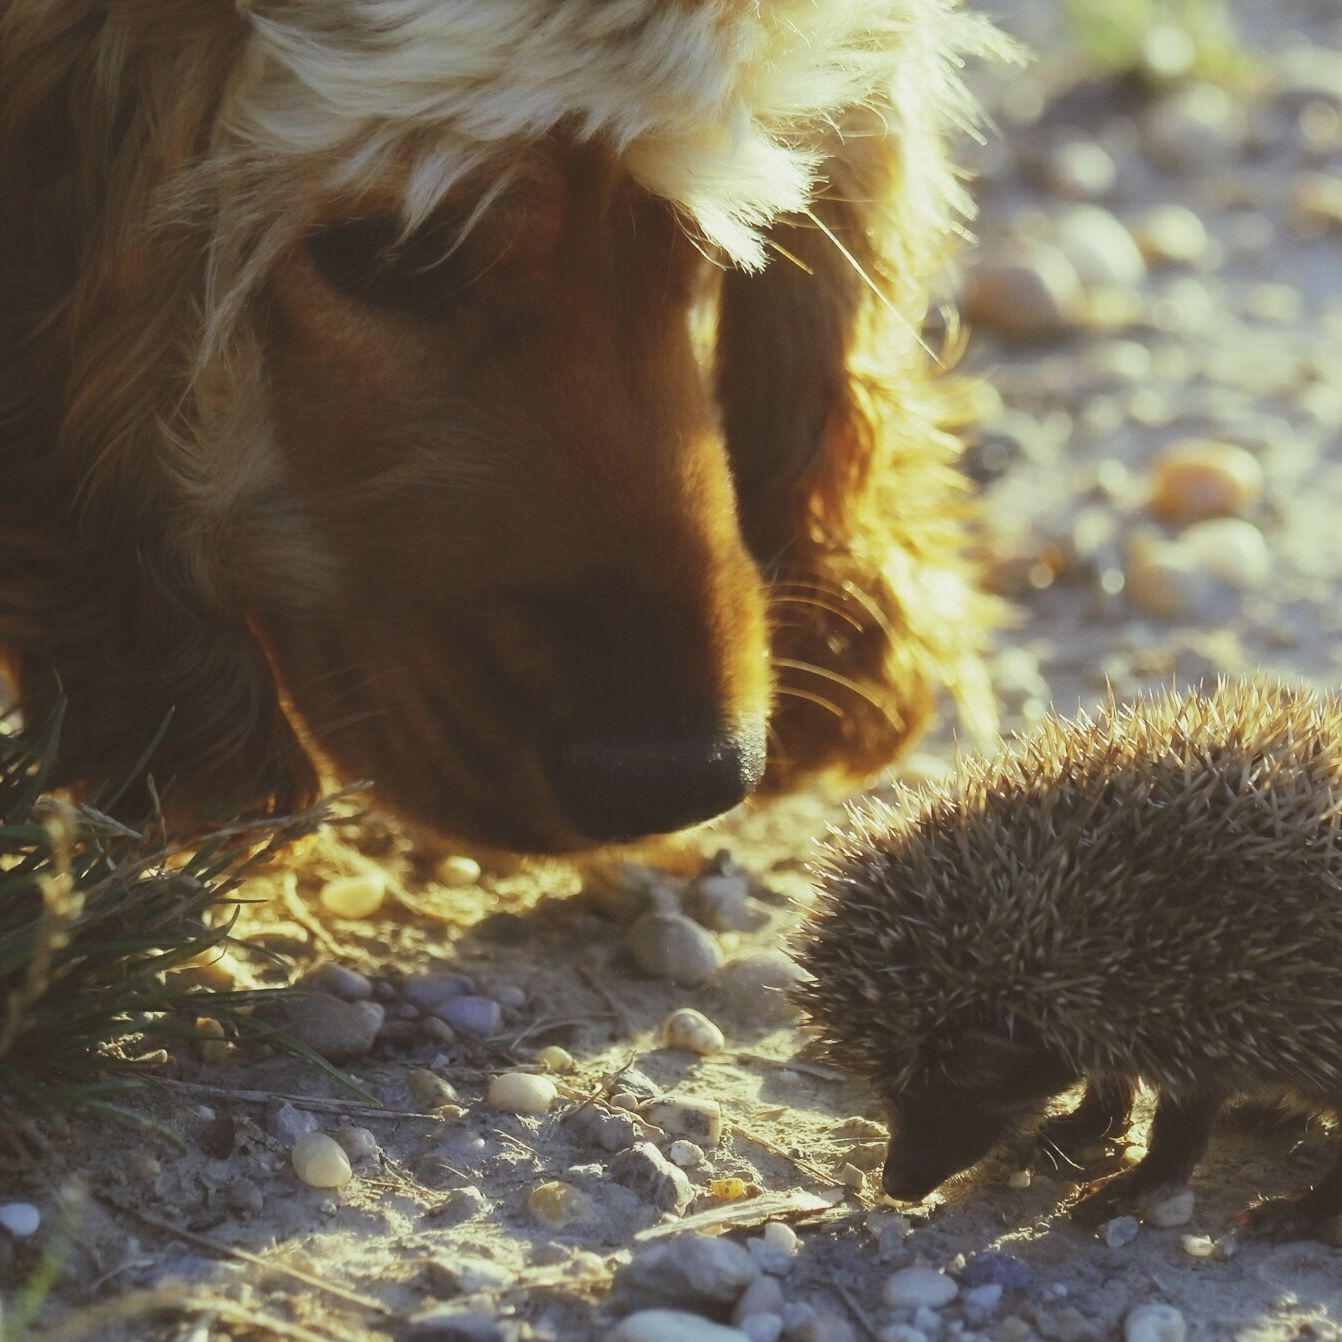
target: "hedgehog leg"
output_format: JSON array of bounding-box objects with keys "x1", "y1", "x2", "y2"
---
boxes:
[
  {"x1": 1069, "y1": 1090, "x2": 1218, "y2": 1224},
  {"x1": 1040, "y1": 1077, "x2": 1136, "y2": 1155},
  {"x1": 1235, "y1": 1143, "x2": 1342, "y2": 1242}
]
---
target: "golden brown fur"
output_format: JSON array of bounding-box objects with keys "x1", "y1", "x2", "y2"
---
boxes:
[{"x1": 0, "y1": 0, "x2": 997, "y2": 852}]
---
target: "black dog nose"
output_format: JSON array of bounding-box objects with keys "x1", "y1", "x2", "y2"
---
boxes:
[{"x1": 548, "y1": 721, "x2": 766, "y2": 843}]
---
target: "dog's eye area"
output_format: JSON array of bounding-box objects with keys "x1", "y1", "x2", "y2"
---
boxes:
[{"x1": 307, "y1": 216, "x2": 479, "y2": 315}]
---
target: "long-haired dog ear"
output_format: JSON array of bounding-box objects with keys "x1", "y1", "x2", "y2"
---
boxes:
[
  {"x1": 716, "y1": 106, "x2": 998, "y2": 791},
  {"x1": 7, "y1": 526, "x2": 318, "y2": 823},
  {"x1": 0, "y1": 6, "x2": 312, "y2": 823}
]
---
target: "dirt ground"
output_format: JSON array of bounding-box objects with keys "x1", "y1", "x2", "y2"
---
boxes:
[{"x1": 7, "y1": 1, "x2": 1342, "y2": 1338}]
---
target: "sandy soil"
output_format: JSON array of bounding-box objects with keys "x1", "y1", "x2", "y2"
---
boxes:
[{"x1": 7, "y1": 1, "x2": 1342, "y2": 1338}]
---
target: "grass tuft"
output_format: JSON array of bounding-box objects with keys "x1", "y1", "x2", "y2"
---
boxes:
[{"x1": 0, "y1": 706, "x2": 338, "y2": 1110}]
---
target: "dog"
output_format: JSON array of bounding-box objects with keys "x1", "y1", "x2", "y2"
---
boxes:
[{"x1": 0, "y1": 0, "x2": 999, "y2": 854}]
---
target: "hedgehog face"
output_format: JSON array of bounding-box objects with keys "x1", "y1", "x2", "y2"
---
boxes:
[{"x1": 881, "y1": 1029, "x2": 1077, "y2": 1201}]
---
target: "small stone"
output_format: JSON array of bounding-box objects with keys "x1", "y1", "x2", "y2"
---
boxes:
[
  {"x1": 488, "y1": 1072, "x2": 557, "y2": 1115},
  {"x1": 610, "y1": 1142, "x2": 693, "y2": 1214},
  {"x1": 788, "y1": 1314, "x2": 856, "y2": 1342},
  {"x1": 760, "y1": 1222, "x2": 798, "y2": 1257},
  {"x1": 1179, "y1": 518, "x2": 1270, "y2": 589},
  {"x1": 961, "y1": 1252, "x2": 1032, "y2": 1291},
  {"x1": 877, "y1": 1328, "x2": 928, "y2": 1342},
  {"x1": 403, "y1": 1310, "x2": 505, "y2": 1342},
  {"x1": 733, "y1": 1273, "x2": 786, "y2": 1326},
  {"x1": 663, "y1": 1008, "x2": 726, "y2": 1056},
  {"x1": 408, "y1": 1070, "x2": 460, "y2": 1110},
  {"x1": 333, "y1": 1127, "x2": 379, "y2": 1161},
  {"x1": 707, "y1": 951, "x2": 805, "y2": 1026},
  {"x1": 964, "y1": 241, "x2": 1085, "y2": 338},
  {"x1": 1124, "y1": 1303, "x2": 1186, "y2": 1342},
  {"x1": 1145, "y1": 84, "x2": 1244, "y2": 170},
  {"x1": 224, "y1": 1178, "x2": 264, "y2": 1216},
  {"x1": 996, "y1": 1321, "x2": 1033, "y2": 1342},
  {"x1": 0, "y1": 1203, "x2": 40, "y2": 1237},
  {"x1": 436, "y1": 995, "x2": 503, "y2": 1037},
  {"x1": 318, "y1": 873, "x2": 385, "y2": 919},
  {"x1": 1149, "y1": 439, "x2": 1264, "y2": 522},
  {"x1": 1053, "y1": 206, "x2": 1146, "y2": 288},
  {"x1": 527, "y1": 1180, "x2": 594, "y2": 1230},
  {"x1": 838, "y1": 1163, "x2": 867, "y2": 1191},
  {"x1": 641, "y1": 1096, "x2": 723, "y2": 1147},
  {"x1": 1105, "y1": 1216, "x2": 1141, "y2": 1248},
  {"x1": 881, "y1": 1266, "x2": 958, "y2": 1310},
  {"x1": 1041, "y1": 139, "x2": 1117, "y2": 199},
  {"x1": 1006, "y1": 1169, "x2": 1032, "y2": 1189},
  {"x1": 1180, "y1": 1233, "x2": 1214, "y2": 1258},
  {"x1": 667, "y1": 1140, "x2": 705, "y2": 1167},
  {"x1": 291, "y1": 1132, "x2": 353, "y2": 1189},
  {"x1": 963, "y1": 1283, "x2": 1003, "y2": 1314},
  {"x1": 437, "y1": 855, "x2": 482, "y2": 888},
  {"x1": 740, "y1": 1315, "x2": 783, "y2": 1342},
  {"x1": 1123, "y1": 539, "x2": 1215, "y2": 620},
  {"x1": 628, "y1": 913, "x2": 724, "y2": 986},
  {"x1": 251, "y1": 991, "x2": 378, "y2": 1062},
  {"x1": 303, "y1": 962, "x2": 373, "y2": 1001},
  {"x1": 1141, "y1": 1187, "x2": 1195, "y2": 1228},
  {"x1": 614, "y1": 1234, "x2": 760, "y2": 1313},
  {"x1": 536, "y1": 1044, "x2": 576, "y2": 1073},
  {"x1": 606, "y1": 1312, "x2": 750, "y2": 1342},
  {"x1": 685, "y1": 873, "x2": 765, "y2": 932},
  {"x1": 404, "y1": 972, "x2": 474, "y2": 1009},
  {"x1": 433, "y1": 1186, "x2": 489, "y2": 1222},
  {"x1": 1133, "y1": 205, "x2": 1209, "y2": 267},
  {"x1": 265, "y1": 1100, "x2": 321, "y2": 1145},
  {"x1": 1040, "y1": 1305, "x2": 1099, "y2": 1342},
  {"x1": 353, "y1": 999, "x2": 386, "y2": 1035},
  {"x1": 1292, "y1": 171, "x2": 1342, "y2": 233}
]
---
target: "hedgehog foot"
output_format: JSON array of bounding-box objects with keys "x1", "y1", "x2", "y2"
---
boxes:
[
  {"x1": 1040, "y1": 1078, "x2": 1136, "y2": 1159},
  {"x1": 1234, "y1": 1196, "x2": 1339, "y2": 1243},
  {"x1": 1068, "y1": 1170, "x2": 1142, "y2": 1224}
]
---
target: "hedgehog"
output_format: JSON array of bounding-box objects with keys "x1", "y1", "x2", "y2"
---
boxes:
[{"x1": 793, "y1": 678, "x2": 1342, "y2": 1240}]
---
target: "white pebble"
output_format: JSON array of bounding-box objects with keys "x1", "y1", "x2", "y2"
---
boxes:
[
  {"x1": 1124, "y1": 1302, "x2": 1186, "y2": 1342},
  {"x1": 291, "y1": 1132, "x2": 352, "y2": 1189},
  {"x1": 882, "y1": 1266, "x2": 959, "y2": 1310},
  {"x1": 318, "y1": 873, "x2": 385, "y2": 919},
  {"x1": 1180, "y1": 517, "x2": 1270, "y2": 588},
  {"x1": 607, "y1": 1311, "x2": 750, "y2": 1342},
  {"x1": 1142, "y1": 1187, "x2": 1195, "y2": 1228},
  {"x1": 1006, "y1": 1169, "x2": 1032, "y2": 1189},
  {"x1": 0, "y1": 1203, "x2": 40, "y2": 1237},
  {"x1": 1180, "y1": 1234, "x2": 1214, "y2": 1258},
  {"x1": 403, "y1": 971, "x2": 473, "y2": 1008},
  {"x1": 1105, "y1": 1216, "x2": 1141, "y2": 1248},
  {"x1": 1053, "y1": 205, "x2": 1147, "y2": 288},
  {"x1": 663, "y1": 1007, "x2": 726, "y2": 1056},
  {"x1": 437, "y1": 854, "x2": 482, "y2": 887},
  {"x1": 641, "y1": 1096, "x2": 723, "y2": 1147},
  {"x1": 668, "y1": 1140, "x2": 706, "y2": 1167},
  {"x1": 734, "y1": 1274, "x2": 786, "y2": 1325},
  {"x1": 353, "y1": 1000, "x2": 385, "y2": 1034},
  {"x1": 628, "y1": 913, "x2": 724, "y2": 986},
  {"x1": 1134, "y1": 205, "x2": 1210, "y2": 267},
  {"x1": 488, "y1": 1072, "x2": 557, "y2": 1115},
  {"x1": 761, "y1": 1221, "x2": 798, "y2": 1256},
  {"x1": 536, "y1": 1044, "x2": 576, "y2": 1074}
]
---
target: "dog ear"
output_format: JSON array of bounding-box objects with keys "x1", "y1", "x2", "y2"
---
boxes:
[
  {"x1": 7, "y1": 518, "x2": 318, "y2": 823},
  {"x1": 715, "y1": 105, "x2": 998, "y2": 790}
]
